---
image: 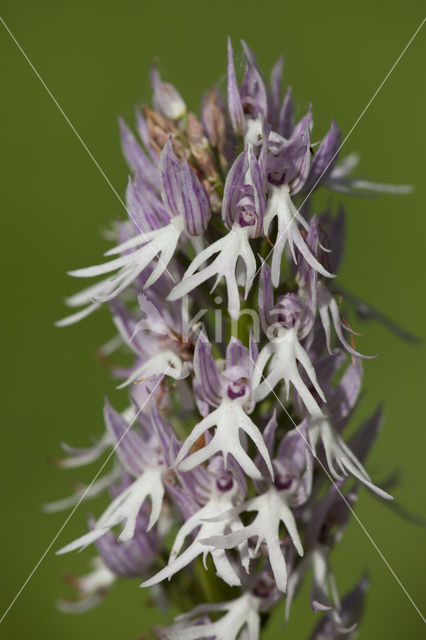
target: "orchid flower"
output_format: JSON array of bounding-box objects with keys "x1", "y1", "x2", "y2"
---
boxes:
[
  {"x1": 308, "y1": 413, "x2": 392, "y2": 500},
  {"x1": 142, "y1": 480, "x2": 248, "y2": 589},
  {"x1": 254, "y1": 266, "x2": 326, "y2": 415},
  {"x1": 168, "y1": 145, "x2": 264, "y2": 320},
  {"x1": 286, "y1": 546, "x2": 353, "y2": 630},
  {"x1": 157, "y1": 593, "x2": 261, "y2": 640},
  {"x1": 201, "y1": 485, "x2": 303, "y2": 592},
  {"x1": 56, "y1": 557, "x2": 117, "y2": 614},
  {"x1": 284, "y1": 484, "x2": 366, "y2": 636},
  {"x1": 57, "y1": 401, "x2": 169, "y2": 554},
  {"x1": 202, "y1": 423, "x2": 312, "y2": 593},
  {"x1": 326, "y1": 151, "x2": 412, "y2": 195},
  {"x1": 295, "y1": 214, "x2": 373, "y2": 359},
  {"x1": 175, "y1": 332, "x2": 273, "y2": 480},
  {"x1": 58, "y1": 138, "x2": 210, "y2": 326},
  {"x1": 310, "y1": 576, "x2": 369, "y2": 639},
  {"x1": 264, "y1": 184, "x2": 334, "y2": 287}
]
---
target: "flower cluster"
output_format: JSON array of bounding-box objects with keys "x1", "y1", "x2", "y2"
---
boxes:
[{"x1": 51, "y1": 40, "x2": 410, "y2": 638}]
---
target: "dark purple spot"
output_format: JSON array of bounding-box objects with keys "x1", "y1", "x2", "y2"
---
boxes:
[
  {"x1": 227, "y1": 383, "x2": 246, "y2": 400},
  {"x1": 217, "y1": 477, "x2": 234, "y2": 492},
  {"x1": 275, "y1": 476, "x2": 293, "y2": 491}
]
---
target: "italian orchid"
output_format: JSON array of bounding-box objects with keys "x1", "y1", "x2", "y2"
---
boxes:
[{"x1": 52, "y1": 39, "x2": 413, "y2": 637}]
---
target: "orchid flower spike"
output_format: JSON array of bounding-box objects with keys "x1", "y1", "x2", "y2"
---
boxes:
[{"x1": 53, "y1": 39, "x2": 412, "y2": 638}]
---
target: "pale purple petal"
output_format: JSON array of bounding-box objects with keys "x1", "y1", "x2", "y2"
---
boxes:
[
  {"x1": 269, "y1": 56, "x2": 284, "y2": 127},
  {"x1": 349, "y1": 405, "x2": 383, "y2": 463},
  {"x1": 305, "y1": 119, "x2": 341, "y2": 193},
  {"x1": 267, "y1": 122, "x2": 311, "y2": 194},
  {"x1": 126, "y1": 175, "x2": 168, "y2": 233},
  {"x1": 222, "y1": 149, "x2": 248, "y2": 229},
  {"x1": 103, "y1": 398, "x2": 149, "y2": 475},
  {"x1": 180, "y1": 159, "x2": 211, "y2": 235},
  {"x1": 150, "y1": 402, "x2": 181, "y2": 467},
  {"x1": 193, "y1": 329, "x2": 222, "y2": 408},
  {"x1": 159, "y1": 137, "x2": 184, "y2": 218},
  {"x1": 225, "y1": 336, "x2": 249, "y2": 371},
  {"x1": 94, "y1": 512, "x2": 158, "y2": 577},
  {"x1": 248, "y1": 145, "x2": 266, "y2": 235},
  {"x1": 278, "y1": 86, "x2": 294, "y2": 138},
  {"x1": 135, "y1": 109, "x2": 157, "y2": 162},
  {"x1": 227, "y1": 38, "x2": 245, "y2": 135},
  {"x1": 119, "y1": 117, "x2": 159, "y2": 188},
  {"x1": 258, "y1": 261, "x2": 274, "y2": 334},
  {"x1": 240, "y1": 40, "x2": 268, "y2": 119}
]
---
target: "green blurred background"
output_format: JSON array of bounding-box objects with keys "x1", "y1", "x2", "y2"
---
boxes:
[{"x1": 1, "y1": 1, "x2": 425, "y2": 637}]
